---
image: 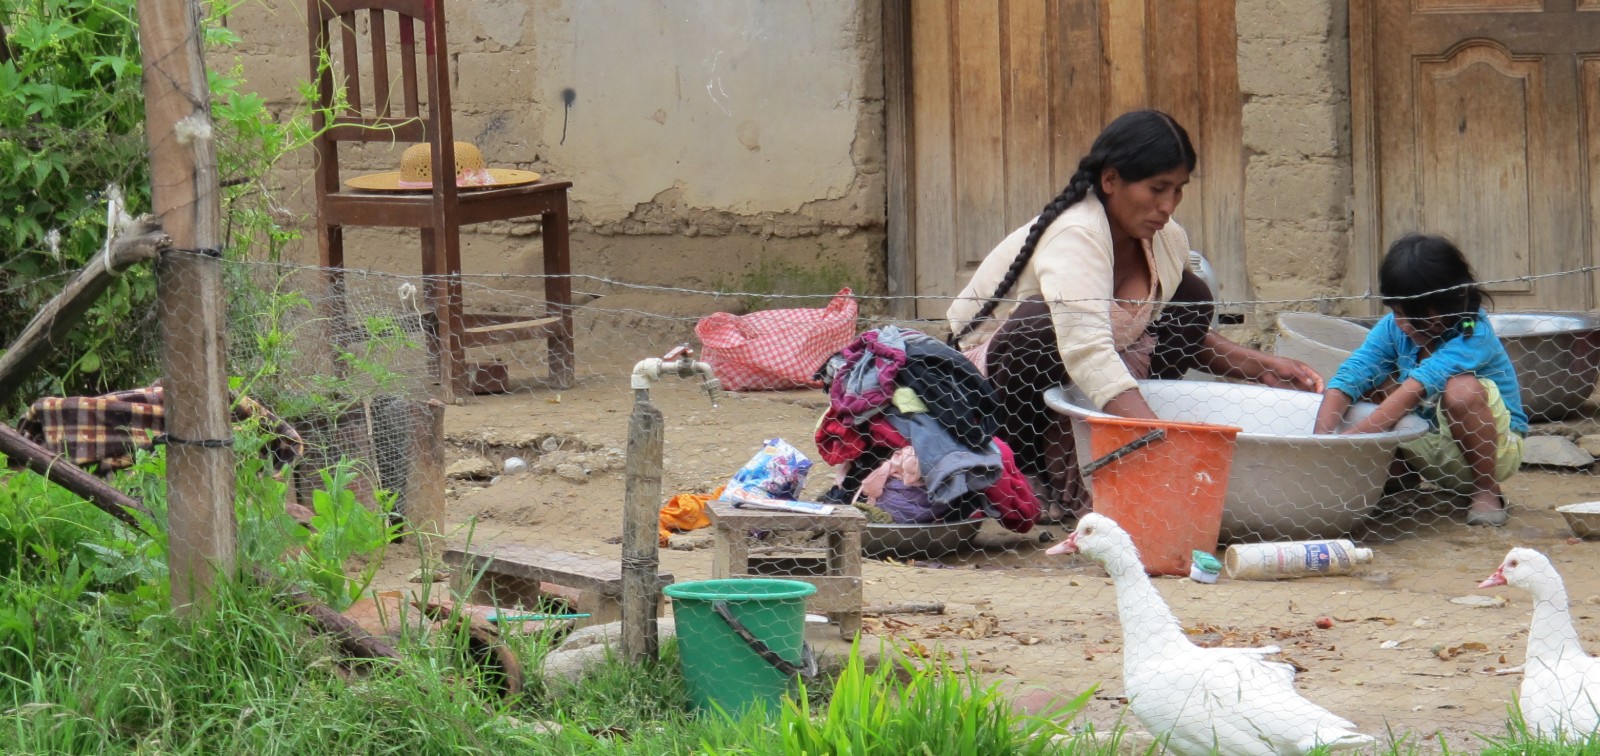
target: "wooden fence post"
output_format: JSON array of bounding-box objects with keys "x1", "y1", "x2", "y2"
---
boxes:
[
  {"x1": 620, "y1": 395, "x2": 665, "y2": 662},
  {"x1": 137, "y1": 0, "x2": 234, "y2": 613},
  {"x1": 406, "y1": 398, "x2": 448, "y2": 566}
]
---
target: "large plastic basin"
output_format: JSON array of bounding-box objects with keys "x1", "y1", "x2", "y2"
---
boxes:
[
  {"x1": 1045, "y1": 380, "x2": 1428, "y2": 541},
  {"x1": 1273, "y1": 311, "x2": 1600, "y2": 422}
]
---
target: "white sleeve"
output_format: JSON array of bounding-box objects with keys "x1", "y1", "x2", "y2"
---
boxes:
[{"x1": 1034, "y1": 225, "x2": 1138, "y2": 409}]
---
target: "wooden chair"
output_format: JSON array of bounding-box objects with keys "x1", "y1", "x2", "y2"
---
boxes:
[{"x1": 308, "y1": 0, "x2": 575, "y2": 397}]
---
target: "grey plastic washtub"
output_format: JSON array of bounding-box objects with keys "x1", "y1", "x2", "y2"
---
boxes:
[{"x1": 1045, "y1": 380, "x2": 1428, "y2": 542}]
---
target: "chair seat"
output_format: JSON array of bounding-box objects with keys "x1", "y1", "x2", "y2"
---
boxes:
[{"x1": 323, "y1": 180, "x2": 574, "y2": 228}]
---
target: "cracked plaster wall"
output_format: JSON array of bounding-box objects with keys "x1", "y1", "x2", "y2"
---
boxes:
[{"x1": 224, "y1": 0, "x2": 886, "y2": 294}]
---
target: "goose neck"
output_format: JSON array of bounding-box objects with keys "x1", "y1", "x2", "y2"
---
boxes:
[
  {"x1": 1106, "y1": 559, "x2": 1188, "y2": 652},
  {"x1": 1526, "y1": 578, "x2": 1584, "y2": 661}
]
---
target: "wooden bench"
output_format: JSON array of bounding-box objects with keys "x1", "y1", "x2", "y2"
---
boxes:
[
  {"x1": 444, "y1": 544, "x2": 674, "y2": 627},
  {"x1": 707, "y1": 501, "x2": 864, "y2": 638}
]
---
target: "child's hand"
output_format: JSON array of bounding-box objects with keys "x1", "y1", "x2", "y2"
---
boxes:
[
  {"x1": 1340, "y1": 417, "x2": 1387, "y2": 435},
  {"x1": 1344, "y1": 378, "x2": 1427, "y2": 435},
  {"x1": 1313, "y1": 389, "x2": 1353, "y2": 434}
]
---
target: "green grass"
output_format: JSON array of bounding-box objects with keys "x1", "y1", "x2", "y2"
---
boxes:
[
  {"x1": 0, "y1": 455, "x2": 1593, "y2": 753},
  {"x1": 1455, "y1": 704, "x2": 1600, "y2": 755}
]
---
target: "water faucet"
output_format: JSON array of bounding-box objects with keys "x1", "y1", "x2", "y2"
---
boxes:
[{"x1": 629, "y1": 344, "x2": 722, "y2": 407}]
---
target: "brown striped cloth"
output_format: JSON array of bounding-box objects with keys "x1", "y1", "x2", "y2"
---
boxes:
[{"x1": 16, "y1": 385, "x2": 303, "y2": 474}]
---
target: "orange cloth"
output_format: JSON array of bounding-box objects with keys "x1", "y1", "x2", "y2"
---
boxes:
[{"x1": 659, "y1": 485, "x2": 724, "y2": 546}]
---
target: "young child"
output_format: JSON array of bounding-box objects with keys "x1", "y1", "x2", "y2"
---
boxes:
[{"x1": 1313, "y1": 234, "x2": 1526, "y2": 526}]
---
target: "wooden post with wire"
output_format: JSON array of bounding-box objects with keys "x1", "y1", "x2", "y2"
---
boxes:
[
  {"x1": 137, "y1": 0, "x2": 235, "y2": 613},
  {"x1": 405, "y1": 398, "x2": 448, "y2": 566},
  {"x1": 620, "y1": 393, "x2": 665, "y2": 662}
]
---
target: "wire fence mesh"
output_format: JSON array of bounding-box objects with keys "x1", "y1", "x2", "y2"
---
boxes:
[
  {"x1": 182, "y1": 255, "x2": 1600, "y2": 749},
  {"x1": 15, "y1": 0, "x2": 1599, "y2": 749}
]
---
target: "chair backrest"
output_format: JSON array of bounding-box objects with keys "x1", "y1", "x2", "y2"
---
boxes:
[{"x1": 308, "y1": 0, "x2": 460, "y2": 201}]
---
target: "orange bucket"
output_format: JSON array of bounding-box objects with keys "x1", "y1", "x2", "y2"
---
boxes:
[{"x1": 1081, "y1": 415, "x2": 1240, "y2": 576}]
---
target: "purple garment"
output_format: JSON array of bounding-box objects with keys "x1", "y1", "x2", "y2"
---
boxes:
[
  {"x1": 874, "y1": 479, "x2": 947, "y2": 524},
  {"x1": 830, "y1": 327, "x2": 909, "y2": 423}
]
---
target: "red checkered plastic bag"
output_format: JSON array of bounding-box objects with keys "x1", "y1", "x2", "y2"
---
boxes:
[{"x1": 695, "y1": 288, "x2": 857, "y2": 391}]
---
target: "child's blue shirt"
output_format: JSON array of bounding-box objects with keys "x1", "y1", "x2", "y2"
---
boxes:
[{"x1": 1326, "y1": 311, "x2": 1528, "y2": 435}]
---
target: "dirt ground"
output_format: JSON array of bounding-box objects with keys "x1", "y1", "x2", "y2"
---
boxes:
[{"x1": 367, "y1": 302, "x2": 1600, "y2": 753}]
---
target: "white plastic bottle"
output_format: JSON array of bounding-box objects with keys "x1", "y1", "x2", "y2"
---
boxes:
[{"x1": 1223, "y1": 539, "x2": 1374, "y2": 580}]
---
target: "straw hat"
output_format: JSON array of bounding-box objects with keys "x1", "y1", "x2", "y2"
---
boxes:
[{"x1": 345, "y1": 141, "x2": 541, "y2": 192}]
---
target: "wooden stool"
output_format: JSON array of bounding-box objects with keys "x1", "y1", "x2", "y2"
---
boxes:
[
  {"x1": 707, "y1": 501, "x2": 864, "y2": 638},
  {"x1": 443, "y1": 544, "x2": 674, "y2": 627}
]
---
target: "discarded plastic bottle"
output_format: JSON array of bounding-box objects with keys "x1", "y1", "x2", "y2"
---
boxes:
[{"x1": 1223, "y1": 539, "x2": 1374, "y2": 580}]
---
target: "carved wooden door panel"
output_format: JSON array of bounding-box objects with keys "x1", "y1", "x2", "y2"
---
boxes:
[
  {"x1": 890, "y1": 0, "x2": 1245, "y2": 319},
  {"x1": 1352, "y1": 0, "x2": 1600, "y2": 310}
]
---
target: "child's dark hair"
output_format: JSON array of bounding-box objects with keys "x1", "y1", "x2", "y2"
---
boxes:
[
  {"x1": 951, "y1": 109, "x2": 1198, "y2": 343},
  {"x1": 1379, "y1": 233, "x2": 1489, "y2": 333}
]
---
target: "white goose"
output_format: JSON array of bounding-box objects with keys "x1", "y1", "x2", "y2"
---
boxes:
[
  {"x1": 1479, "y1": 547, "x2": 1600, "y2": 739},
  {"x1": 1048, "y1": 513, "x2": 1375, "y2": 755}
]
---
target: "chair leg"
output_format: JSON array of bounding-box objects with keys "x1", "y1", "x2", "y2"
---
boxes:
[
  {"x1": 420, "y1": 228, "x2": 466, "y2": 400},
  {"x1": 542, "y1": 200, "x2": 574, "y2": 390},
  {"x1": 317, "y1": 222, "x2": 345, "y2": 270},
  {"x1": 318, "y1": 223, "x2": 355, "y2": 371},
  {"x1": 443, "y1": 272, "x2": 469, "y2": 398}
]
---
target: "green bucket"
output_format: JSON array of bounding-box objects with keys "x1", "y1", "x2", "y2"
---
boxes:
[{"x1": 663, "y1": 578, "x2": 817, "y2": 716}]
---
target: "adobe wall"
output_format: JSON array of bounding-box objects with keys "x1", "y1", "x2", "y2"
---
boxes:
[
  {"x1": 1235, "y1": 0, "x2": 1354, "y2": 308},
  {"x1": 223, "y1": 0, "x2": 1351, "y2": 309},
  {"x1": 223, "y1": 0, "x2": 887, "y2": 300}
]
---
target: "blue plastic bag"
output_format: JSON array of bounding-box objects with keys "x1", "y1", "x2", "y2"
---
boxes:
[{"x1": 720, "y1": 438, "x2": 813, "y2": 501}]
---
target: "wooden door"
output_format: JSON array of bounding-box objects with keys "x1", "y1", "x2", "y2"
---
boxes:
[
  {"x1": 885, "y1": 0, "x2": 1246, "y2": 319},
  {"x1": 1350, "y1": 0, "x2": 1600, "y2": 312}
]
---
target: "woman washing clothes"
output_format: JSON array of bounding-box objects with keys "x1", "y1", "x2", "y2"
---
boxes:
[{"x1": 946, "y1": 110, "x2": 1324, "y2": 522}]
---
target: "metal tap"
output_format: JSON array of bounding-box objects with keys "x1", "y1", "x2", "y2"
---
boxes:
[{"x1": 629, "y1": 344, "x2": 722, "y2": 407}]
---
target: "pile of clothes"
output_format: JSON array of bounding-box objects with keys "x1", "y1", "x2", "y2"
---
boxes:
[{"x1": 814, "y1": 326, "x2": 1038, "y2": 533}]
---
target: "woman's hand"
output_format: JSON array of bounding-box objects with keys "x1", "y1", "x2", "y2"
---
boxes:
[
  {"x1": 1200, "y1": 333, "x2": 1325, "y2": 393},
  {"x1": 1102, "y1": 387, "x2": 1160, "y2": 420},
  {"x1": 1254, "y1": 354, "x2": 1325, "y2": 393}
]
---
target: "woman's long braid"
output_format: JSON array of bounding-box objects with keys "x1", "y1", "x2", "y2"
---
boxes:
[{"x1": 951, "y1": 162, "x2": 1100, "y2": 344}]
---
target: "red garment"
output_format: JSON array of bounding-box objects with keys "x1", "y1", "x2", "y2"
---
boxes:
[
  {"x1": 817, "y1": 408, "x2": 914, "y2": 466},
  {"x1": 984, "y1": 437, "x2": 1039, "y2": 534},
  {"x1": 864, "y1": 415, "x2": 909, "y2": 449},
  {"x1": 815, "y1": 410, "x2": 870, "y2": 466}
]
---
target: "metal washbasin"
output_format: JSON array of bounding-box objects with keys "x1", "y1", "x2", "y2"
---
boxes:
[
  {"x1": 861, "y1": 519, "x2": 983, "y2": 560},
  {"x1": 1491, "y1": 313, "x2": 1600, "y2": 422},
  {"x1": 1273, "y1": 311, "x2": 1600, "y2": 422},
  {"x1": 1274, "y1": 312, "x2": 1369, "y2": 382},
  {"x1": 1046, "y1": 380, "x2": 1428, "y2": 542}
]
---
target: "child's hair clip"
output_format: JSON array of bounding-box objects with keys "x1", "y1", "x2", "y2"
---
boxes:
[{"x1": 1463, "y1": 318, "x2": 1476, "y2": 332}]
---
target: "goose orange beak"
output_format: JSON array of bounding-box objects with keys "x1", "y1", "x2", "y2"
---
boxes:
[
  {"x1": 1478, "y1": 565, "x2": 1507, "y2": 589},
  {"x1": 1045, "y1": 531, "x2": 1079, "y2": 556}
]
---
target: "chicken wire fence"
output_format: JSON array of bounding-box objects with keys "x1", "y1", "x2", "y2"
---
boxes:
[{"x1": 187, "y1": 255, "x2": 1600, "y2": 748}]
